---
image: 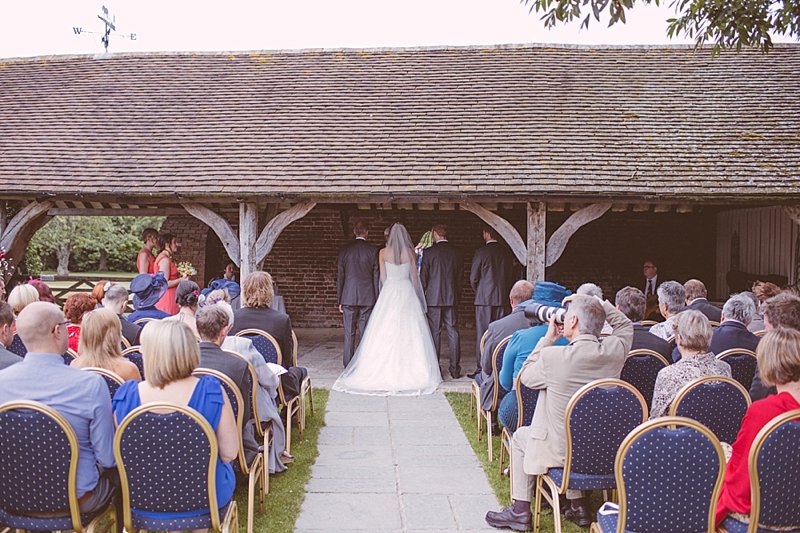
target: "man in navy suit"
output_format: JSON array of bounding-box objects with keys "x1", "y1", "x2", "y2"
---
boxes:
[
  {"x1": 421, "y1": 223, "x2": 463, "y2": 378},
  {"x1": 615, "y1": 286, "x2": 673, "y2": 361},
  {"x1": 709, "y1": 293, "x2": 759, "y2": 355},
  {"x1": 685, "y1": 279, "x2": 722, "y2": 323}
]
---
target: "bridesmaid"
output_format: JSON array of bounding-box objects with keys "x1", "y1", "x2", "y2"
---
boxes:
[
  {"x1": 151, "y1": 232, "x2": 185, "y2": 315},
  {"x1": 136, "y1": 228, "x2": 159, "y2": 274}
]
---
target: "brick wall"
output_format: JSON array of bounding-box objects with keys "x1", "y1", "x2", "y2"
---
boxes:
[{"x1": 162, "y1": 205, "x2": 717, "y2": 327}]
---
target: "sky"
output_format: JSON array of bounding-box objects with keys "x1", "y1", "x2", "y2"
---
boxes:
[{"x1": 0, "y1": 0, "x2": 708, "y2": 59}]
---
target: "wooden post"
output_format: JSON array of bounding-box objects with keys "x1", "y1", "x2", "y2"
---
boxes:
[
  {"x1": 239, "y1": 202, "x2": 258, "y2": 282},
  {"x1": 527, "y1": 202, "x2": 546, "y2": 282},
  {"x1": 0, "y1": 203, "x2": 6, "y2": 238}
]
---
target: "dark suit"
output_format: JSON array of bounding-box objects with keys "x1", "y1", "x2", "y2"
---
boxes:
[
  {"x1": 709, "y1": 321, "x2": 759, "y2": 355},
  {"x1": 0, "y1": 345, "x2": 22, "y2": 371},
  {"x1": 337, "y1": 237, "x2": 379, "y2": 366},
  {"x1": 470, "y1": 241, "x2": 513, "y2": 369},
  {"x1": 118, "y1": 315, "x2": 141, "y2": 347},
  {"x1": 688, "y1": 298, "x2": 723, "y2": 323},
  {"x1": 632, "y1": 324, "x2": 673, "y2": 362},
  {"x1": 478, "y1": 305, "x2": 529, "y2": 410},
  {"x1": 231, "y1": 306, "x2": 293, "y2": 366},
  {"x1": 421, "y1": 240, "x2": 463, "y2": 376}
]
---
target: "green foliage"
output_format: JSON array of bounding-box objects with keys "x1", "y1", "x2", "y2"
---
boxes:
[
  {"x1": 28, "y1": 216, "x2": 164, "y2": 275},
  {"x1": 522, "y1": 0, "x2": 800, "y2": 53}
]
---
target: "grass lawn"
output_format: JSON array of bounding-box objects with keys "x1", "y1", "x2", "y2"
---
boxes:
[
  {"x1": 445, "y1": 392, "x2": 588, "y2": 533},
  {"x1": 235, "y1": 389, "x2": 329, "y2": 533}
]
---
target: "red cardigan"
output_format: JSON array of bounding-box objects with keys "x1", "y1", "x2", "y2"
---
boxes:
[{"x1": 715, "y1": 391, "x2": 800, "y2": 526}]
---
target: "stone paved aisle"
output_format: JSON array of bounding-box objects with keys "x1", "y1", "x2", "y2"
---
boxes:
[{"x1": 294, "y1": 391, "x2": 500, "y2": 533}]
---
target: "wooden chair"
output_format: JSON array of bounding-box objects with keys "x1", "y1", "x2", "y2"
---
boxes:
[
  {"x1": 469, "y1": 330, "x2": 490, "y2": 427},
  {"x1": 291, "y1": 329, "x2": 314, "y2": 431}
]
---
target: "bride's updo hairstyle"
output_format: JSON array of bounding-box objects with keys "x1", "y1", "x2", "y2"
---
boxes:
[{"x1": 242, "y1": 271, "x2": 274, "y2": 309}]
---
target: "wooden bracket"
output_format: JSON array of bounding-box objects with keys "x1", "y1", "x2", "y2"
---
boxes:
[
  {"x1": 461, "y1": 201, "x2": 526, "y2": 264},
  {"x1": 0, "y1": 200, "x2": 53, "y2": 252},
  {"x1": 785, "y1": 206, "x2": 800, "y2": 226},
  {"x1": 181, "y1": 203, "x2": 241, "y2": 267},
  {"x1": 545, "y1": 203, "x2": 611, "y2": 267},
  {"x1": 255, "y1": 201, "x2": 317, "y2": 263}
]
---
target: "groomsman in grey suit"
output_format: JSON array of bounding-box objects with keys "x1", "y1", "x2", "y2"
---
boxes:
[
  {"x1": 421, "y1": 224, "x2": 464, "y2": 378},
  {"x1": 337, "y1": 219, "x2": 379, "y2": 367},
  {"x1": 469, "y1": 226, "x2": 513, "y2": 377}
]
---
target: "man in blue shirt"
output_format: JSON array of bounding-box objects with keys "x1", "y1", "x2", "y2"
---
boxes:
[{"x1": 0, "y1": 302, "x2": 120, "y2": 527}]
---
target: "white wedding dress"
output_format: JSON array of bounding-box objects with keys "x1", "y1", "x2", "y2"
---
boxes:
[{"x1": 333, "y1": 261, "x2": 442, "y2": 396}]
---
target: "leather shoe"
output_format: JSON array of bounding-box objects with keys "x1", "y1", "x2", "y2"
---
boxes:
[
  {"x1": 485, "y1": 506, "x2": 532, "y2": 531},
  {"x1": 564, "y1": 503, "x2": 592, "y2": 528},
  {"x1": 450, "y1": 370, "x2": 462, "y2": 379},
  {"x1": 467, "y1": 369, "x2": 481, "y2": 379}
]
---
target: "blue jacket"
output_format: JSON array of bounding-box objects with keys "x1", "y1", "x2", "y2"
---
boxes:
[{"x1": 499, "y1": 324, "x2": 568, "y2": 391}]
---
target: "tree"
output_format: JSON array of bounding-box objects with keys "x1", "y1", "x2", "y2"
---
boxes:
[{"x1": 522, "y1": 0, "x2": 800, "y2": 52}]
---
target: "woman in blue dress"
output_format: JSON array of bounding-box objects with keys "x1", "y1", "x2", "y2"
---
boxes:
[{"x1": 113, "y1": 320, "x2": 238, "y2": 520}]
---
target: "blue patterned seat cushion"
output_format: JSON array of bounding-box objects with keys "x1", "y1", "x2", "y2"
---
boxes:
[
  {"x1": 132, "y1": 502, "x2": 231, "y2": 531},
  {"x1": 0, "y1": 503, "x2": 106, "y2": 530},
  {"x1": 595, "y1": 510, "x2": 619, "y2": 532},
  {"x1": 546, "y1": 468, "x2": 616, "y2": 491},
  {"x1": 719, "y1": 515, "x2": 800, "y2": 533}
]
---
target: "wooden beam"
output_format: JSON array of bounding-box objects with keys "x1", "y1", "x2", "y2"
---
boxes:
[
  {"x1": 0, "y1": 200, "x2": 52, "y2": 252},
  {"x1": 785, "y1": 206, "x2": 800, "y2": 225},
  {"x1": 461, "y1": 201, "x2": 526, "y2": 264},
  {"x1": 240, "y1": 202, "x2": 258, "y2": 281},
  {"x1": 527, "y1": 202, "x2": 546, "y2": 282},
  {"x1": 545, "y1": 203, "x2": 611, "y2": 267},
  {"x1": 181, "y1": 203, "x2": 241, "y2": 267},
  {"x1": 255, "y1": 201, "x2": 317, "y2": 264},
  {"x1": 48, "y1": 208, "x2": 187, "y2": 217},
  {"x1": 0, "y1": 203, "x2": 6, "y2": 237}
]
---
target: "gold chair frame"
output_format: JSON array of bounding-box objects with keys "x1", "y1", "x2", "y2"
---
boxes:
[
  {"x1": 668, "y1": 375, "x2": 751, "y2": 418},
  {"x1": 234, "y1": 329, "x2": 302, "y2": 454},
  {"x1": 114, "y1": 401, "x2": 238, "y2": 533},
  {"x1": 291, "y1": 329, "x2": 314, "y2": 433},
  {"x1": 477, "y1": 335, "x2": 512, "y2": 462},
  {"x1": 499, "y1": 372, "x2": 530, "y2": 476},
  {"x1": 753, "y1": 329, "x2": 767, "y2": 337},
  {"x1": 132, "y1": 318, "x2": 156, "y2": 327},
  {"x1": 120, "y1": 346, "x2": 142, "y2": 357},
  {"x1": 120, "y1": 335, "x2": 132, "y2": 350},
  {"x1": 470, "y1": 330, "x2": 490, "y2": 427},
  {"x1": 534, "y1": 379, "x2": 648, "y2": 533},
  {"x1": 0, "y1": 400, "x2": 116, "y2": 533},
  {"x1": 589, "y1": 416, "x2": 726, "y2": 533},
  {"x1": 626, "y1": 348, "x2": 670, "y2": 367},
  {"x1": 709, "y1": 321, "x2": 721, "y2": 328},
  {"x1": 639, "y1": 320, "x2": 659, "y2": 327},
  {"x1": 193, "y1": 368, "x2": 265, "y2": 533}
]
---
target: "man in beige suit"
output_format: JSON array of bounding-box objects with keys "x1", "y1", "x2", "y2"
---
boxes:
[{"x1": 485, "y1": 293, "x2": 632, "y2": 531}]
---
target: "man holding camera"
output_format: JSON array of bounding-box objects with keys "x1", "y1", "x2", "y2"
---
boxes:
[{"x1": 485, "y1": 293, "x2": 632, "y2": 531}]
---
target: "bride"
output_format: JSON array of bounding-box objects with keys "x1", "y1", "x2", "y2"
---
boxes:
[{"x1": 333, "y1": 223, "x2": 442, "y2": 395}]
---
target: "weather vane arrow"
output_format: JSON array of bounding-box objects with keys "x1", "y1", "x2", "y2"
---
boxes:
[{"x1": 72, "y1": 5, "x2": 136, "y2": 53}]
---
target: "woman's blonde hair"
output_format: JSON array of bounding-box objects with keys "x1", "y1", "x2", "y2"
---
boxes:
[
  {"x1": 77, "y1": 308, "x2": 122, "y2": 368},
  {"x1": 7, "y1": 284, "x2": 40, "y2": 315},
  {"x1": 757, "y1": 327, "x2": 800, "y2": 386},
  {"x1": 141, "y1": 320, "x2": 199, "y2": 388},
  {"x1": 673, "y1": 310, "x2": 713, "y2": 353},
  {"x1": 242, "y1": 271, "x2": 274, "y2": 308}
]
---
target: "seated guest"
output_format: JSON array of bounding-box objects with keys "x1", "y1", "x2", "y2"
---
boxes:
[
  {"x1": 28, "y1": 278, "x2": 56, "y2": 304},
  {"x1": 709, "y1": 293, "x2": 759, "y2": 355},
  {"x1": 650, "y1": 310, "x2": 732, "y2": 418},
  {"x1": 7, "y1": 283, "x2": 39, "y2": 316},
  {"x1": 127, "y1": 273, "x2": 171, "y2": 323},
  {"x1": 113, "y1": 320, "x2": 237, "y2": 521},
  {"x1": 71, "y1": 308, "x2": 141, "y2": 381},
  {"x1": 101, "y1": 284, "x2": 141, "y2": 346},
  {"x1": 496, "y1": 281, "x2": 569, "y2": 431},
  {"x1": 203, "y1": 278, "x2": 242, "y2": 310},
  {"x1": 0, "y1": 301, "x2": 22, "y2": 370},
  {"x1": 715, "y1": 327, "x2": 800, "y2": 527},
  {"x1": 741, "y1": 291, "x2": 765, "y2": 332},
  {"x1": 684, "y1": 279, "x2": 722, "y2": 322},
  {"x1": 649, "y1": 280, "x2": 687, "y2": 340},
  {"x1": 0, "y1": 277, "x2": 6, "y2": 302},
  {"x1": 63, "y1": 293, "x2": 98, "y2": 352},
  {"x1": 92, "y1": 280, "x2": 112, "y2": 308},
  {"x1": 578, "y1": 282, "x2": 612, "y2": 334},
  {"x1": 476, "y1": 280, "x2": 535, "y2": 430},
  {"x1": 750, "y1": 293, "x2": 800, "y2": 401},
  {"x1": 486, "y1": 293, "x2": 632, "y2": 530},
  {"x1": 0, "y1": 302, "x2": 120, "y2": 526},
  {"x1": 615, "y1": 286, "x2": 673, "y2": 360},
  {"x1": 164, "y1": 280, "x2": 201, "y2": 340},
  {"x1": 230, "y1": 271, "x2": 307, "y2": 402}
]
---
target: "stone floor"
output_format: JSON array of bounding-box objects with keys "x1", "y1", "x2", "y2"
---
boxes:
[
  {"x1": 294, "y1": 391, "x2": 500, "y2": 533},
  {"x1": 294, "y1": 328, "x2": 480, "y2": 393}
]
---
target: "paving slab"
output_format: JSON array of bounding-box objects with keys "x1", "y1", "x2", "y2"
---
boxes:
[{"x1": 295, "y1": 390, "x2": 498, "y2": 532}]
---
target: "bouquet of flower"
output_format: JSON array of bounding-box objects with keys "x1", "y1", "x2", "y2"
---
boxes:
[
  {"x1": 0, "y1": 247, "x2": 15, "y2": 281},
  {"x1": 177, "y1": 261, "x2": 197, "y2": 278}
]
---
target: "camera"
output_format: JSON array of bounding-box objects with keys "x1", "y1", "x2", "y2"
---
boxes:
[{"x1": 524, "y1": 302, "x2": 568, "y2": 325}]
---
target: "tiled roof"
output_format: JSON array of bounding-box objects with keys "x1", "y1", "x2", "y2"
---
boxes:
[{"x1": 0, "y1": 44, "x2": 799, "y2": 202}]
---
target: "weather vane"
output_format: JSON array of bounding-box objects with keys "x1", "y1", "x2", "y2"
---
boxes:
[{"x1": 72, "y1": 5, "x2": 137, "y2": 53}]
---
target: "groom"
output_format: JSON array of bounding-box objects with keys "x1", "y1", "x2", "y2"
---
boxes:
[
  {"x1": 421, "y1": 223, "x2": 463, "y2": 379},
  {"x1": 337, "y1": 219, "x2": 379, "y2": 367}
]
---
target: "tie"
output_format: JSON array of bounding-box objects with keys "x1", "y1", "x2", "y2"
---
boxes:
[{"x1": 646, "y1": 279, "x2": 653, "y2": 297}]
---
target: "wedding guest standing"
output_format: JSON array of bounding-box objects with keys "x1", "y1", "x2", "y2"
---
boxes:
[
  {"x1": 136, "y1": 228, "x2": 159, "y2": 275},
  {"x1": 336, "y1": 219, "x2": 379, "y2": 367},
  {"x1": 151, "y1": 232, "x2": 184, "y2": 315},
  {"x1": 470, "y1": 226, "x2": 513, "y2": 377},
  {"x1": 421, "y1": 223, "x2": 463, "y2": 379}
]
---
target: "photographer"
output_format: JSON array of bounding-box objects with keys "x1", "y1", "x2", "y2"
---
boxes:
[{"x1": 485, "y1": 293, "x2": 632, "y2": 531}]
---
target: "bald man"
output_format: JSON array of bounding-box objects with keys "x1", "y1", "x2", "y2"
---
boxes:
[{"x1": 0, "y1": 302, "x2": 121, "y2": 527}]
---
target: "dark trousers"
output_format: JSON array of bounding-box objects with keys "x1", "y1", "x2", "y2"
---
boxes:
[
  {"x1": 342, "y1": 305, "x2": 373, "y2": 367},
  {"x1": 427, "y1": 305, "x2": 461, "y2": 375},
  {"x1": 474, "y1": 305, "x2": 505, "y2": 370}
]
